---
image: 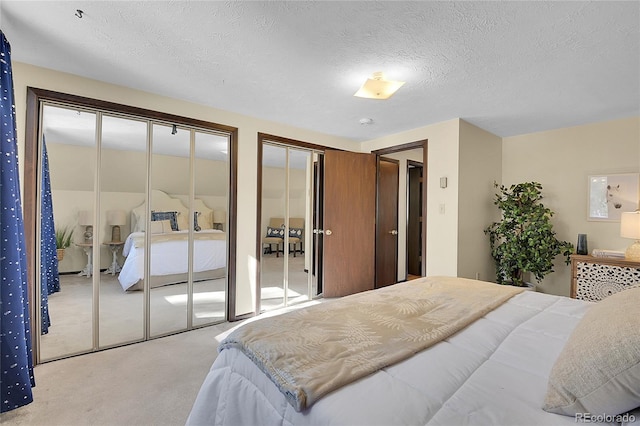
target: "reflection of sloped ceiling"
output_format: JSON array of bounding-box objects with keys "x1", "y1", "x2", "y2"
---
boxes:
[{"x1": 42, "y1": 105, "x2": 229, "y2": 162}]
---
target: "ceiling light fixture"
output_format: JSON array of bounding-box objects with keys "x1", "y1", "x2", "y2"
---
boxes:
[
  {"x1": 354, "y1": 72, "x2": 405, "y2": 100},
  {"x1": 359, "y1": 118, "x2": 374, "y2": 125}
]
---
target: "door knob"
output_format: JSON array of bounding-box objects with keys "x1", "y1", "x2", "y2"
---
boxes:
[
  {"x1": 388, "y1": 230, "x2": 398, "y2": 235},
  {"x1": 325, "y1": 229, "x2": 332, "y2": 236}
]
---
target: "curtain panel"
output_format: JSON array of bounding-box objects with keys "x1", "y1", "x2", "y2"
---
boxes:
[{"x1": 0, "y1": 30, "x2": 35, "y2": 413}]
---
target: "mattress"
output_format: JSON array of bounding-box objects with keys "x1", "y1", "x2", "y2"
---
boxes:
[{"x1": 187, "y1": 287, "x2": 633, "y2": 425}]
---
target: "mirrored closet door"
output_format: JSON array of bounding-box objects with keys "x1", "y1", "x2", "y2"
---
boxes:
[
  {"x1": 260, "y1": 142, "x2": 320, "y2": 312},
  {"x1": 34, "y1": 95, "x2": 232, "y2": 363}
]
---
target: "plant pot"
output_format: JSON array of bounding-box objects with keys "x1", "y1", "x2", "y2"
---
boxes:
[{"x1": 56, "y1": 248, "x2": 65, "y2": 261}]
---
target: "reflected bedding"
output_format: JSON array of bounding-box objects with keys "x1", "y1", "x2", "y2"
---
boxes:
[{"x1": 117, "y1": 229, "x2": 226, "y2": 291}]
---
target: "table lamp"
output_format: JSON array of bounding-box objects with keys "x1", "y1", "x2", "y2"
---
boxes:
[
  {"x1": 107, "y1": 210, "x2": 127, "y2": 242},
  {"x1": 78, "y1": 210, "x2": 93, "y2": 243},
  {"x1": 620, "y1": 210, "x2": 640, "y2": 261}
]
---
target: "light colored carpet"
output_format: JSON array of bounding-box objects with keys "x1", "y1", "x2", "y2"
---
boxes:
[{"x1": 1, "y1": 323, "x2": 233, "y2": 426}]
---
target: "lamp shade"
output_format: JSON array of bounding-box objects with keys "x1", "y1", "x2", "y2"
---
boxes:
[
  {"x1": 213, "y1": 210, "x2": 226, "y2": 224},
  {"x1": 620, "y1": 211, "x2": 640, "y2": 240},
  {"x1": 78, "y1": 210, "x2": 93, "y2": 226},
  {"x1": 107, "y1": 209, "x2": 127, "y2": 226}
]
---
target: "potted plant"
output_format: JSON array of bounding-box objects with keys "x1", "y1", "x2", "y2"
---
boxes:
[
  {"x1": 484, "y1": 181, "x2": 573, "y2": 287},
  {"x1": 55, "y1": 226, "x2": 74, "y2": 261}
]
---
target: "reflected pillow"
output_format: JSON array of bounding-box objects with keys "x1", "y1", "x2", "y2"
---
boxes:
[
  {"x1": 151, "y1": 211, "x2": 178, "y2": 231},
  {"x1": 543, "y1": 286, "x2": 640, "y2": 416},
  {"x1": 198, "y1": 211, "x2": 213, "y2": 230},
  {"x1": 266, "y1": 226, "x2": 284, "y2": 238},
  {"x1": 176, "y1": 211, "x2": 189, "y2": 231},
  {"x1": 194, "y1": 212, "x2": 201, "y2": 232},
  {"x1": 289, "y1": 228, "x2": 303, "y2": 239},
  {"x1": 149, "y1": 219, "x2": 172, "y2": 234}
]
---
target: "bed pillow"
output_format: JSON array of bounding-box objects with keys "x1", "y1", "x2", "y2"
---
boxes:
[
  {"x1": 151, "y1": 211, "x2": 179, "y2": 231},
  {"x1": 543, "y1": 286, "x2": 640, "y2": 417},
  {"x1": 266, "y1": 226, "x2": 284, "y2": 238},
  {"x1": 289, "y1": 227, "x2": 303, "y2": 239}
]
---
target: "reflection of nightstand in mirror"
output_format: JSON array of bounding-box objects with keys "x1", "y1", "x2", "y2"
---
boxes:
[
  {"x1": 104, "y1": 241, "x2": 124, "y2": 275},
  {"x1": 76, "y1": 242, "x2": 93, "y2": 277}
]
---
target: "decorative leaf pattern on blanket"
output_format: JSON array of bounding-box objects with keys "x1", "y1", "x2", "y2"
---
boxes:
[
  {"x1": 131, "y1": 231, "x2": 225, "y2": 248},
  {"x1": 219, "y1": 276, "x2": 524, "y2": 411}
]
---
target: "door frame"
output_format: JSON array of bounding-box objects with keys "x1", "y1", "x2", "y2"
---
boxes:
[
  {"x1": 255, "y1": 133, "x2": 331, "y2": 316},
  {"x1": 372, "y1": 140, "x2": 428, "y2": 277}
]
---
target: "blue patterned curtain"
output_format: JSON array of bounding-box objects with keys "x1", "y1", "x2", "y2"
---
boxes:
[
  {"x1": 0, "y1": 31, "x2": 35, "y2": 412},
  {"x1": 40, "y1": 136, "x2": 59, "y2": 335}
]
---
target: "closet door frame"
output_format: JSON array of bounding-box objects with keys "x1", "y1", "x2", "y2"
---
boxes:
[{"x1": 24, "y1": 87, "x2": 239, "y2": 362}]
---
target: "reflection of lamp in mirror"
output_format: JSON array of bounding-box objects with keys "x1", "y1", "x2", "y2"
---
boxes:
[
  {"x1": 621, "y1": 211, "x2": 640, "y2": 261},
  {"x1": 107, "y1": 210, "x2": 127, "y2": 242},
  {"x1": 213, "y1": 210, "x2": 226, "y2": 231},
  {"x1": 78, "y1": 210, "x2": 93, "y2": 243}
]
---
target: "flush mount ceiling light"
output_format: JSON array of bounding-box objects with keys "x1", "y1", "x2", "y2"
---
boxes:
[{"x1": 354, "y1": 72, "x2": 405, "y2": 100}]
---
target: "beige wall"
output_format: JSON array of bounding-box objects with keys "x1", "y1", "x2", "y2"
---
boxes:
[
  {"x1": 457, "y1": 120, "x2": 503, "y2": 282},
  {"x1": 13, "y1": 62, "x2": 359, "y2": 317},
  {"x1": 502, "y1": 116, "x2": 640, "y2": 296}
]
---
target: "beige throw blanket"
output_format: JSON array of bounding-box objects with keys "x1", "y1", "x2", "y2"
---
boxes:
[
  {"x1": 219, "y1": 276, "x2": 524, "y2": 411},
  {"x1": 131, "y1": 231, "x2": 225, "y2": 248}
]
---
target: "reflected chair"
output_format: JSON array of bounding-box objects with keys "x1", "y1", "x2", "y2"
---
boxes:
[
  {"x1": 288, "y1": 218, "x2": 304, "y2": 257},
  {"x1": 263, "y1": 217, "x2": 285, "y2": 257}
]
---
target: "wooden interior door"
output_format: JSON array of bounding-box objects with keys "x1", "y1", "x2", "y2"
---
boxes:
[
  {"x1": 322, "y1": 150, "x2": 376, "y2": 297},
  {"x1": 375, "y1": 158, "x2": 399, "y2": 288},
  {"x1": 407, "y1": 164, "x2": 423, "y2": 277}
]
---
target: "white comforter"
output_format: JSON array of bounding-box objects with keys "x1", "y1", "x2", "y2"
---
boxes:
[
  {"x1": 187, "y1": 290, "x2": 630, "y2": 425},
  {"x1": 118, "y1": 230, "x2": 226, "y2": 291}
]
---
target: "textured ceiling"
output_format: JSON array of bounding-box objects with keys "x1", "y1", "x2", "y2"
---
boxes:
[{"x1": 1, "y1": 1, "x2": 639, "y2": 141}]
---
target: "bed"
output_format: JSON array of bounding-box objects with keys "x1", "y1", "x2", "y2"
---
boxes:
[
  {"x1": 187, "y1": 276, "x2": 640, "y2": 425},
  {"x1": 117, "y1": 190, "x2": 227, "y2": 291}
]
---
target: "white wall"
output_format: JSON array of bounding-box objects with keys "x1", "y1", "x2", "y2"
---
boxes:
[
  {"x1": 13, "y1": 62, "x2": 359, "y2": 317},
  {"x1": 502, "y1": 116, "x2": 640, "y2": 296}
]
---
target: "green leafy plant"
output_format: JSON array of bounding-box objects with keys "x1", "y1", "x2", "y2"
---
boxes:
[
  {"x1": 484, "y1": 181, "x2": 573, "y2": 287},
  {"x1": 55, "y1": 226, "x2": 74, "y2": 250}
]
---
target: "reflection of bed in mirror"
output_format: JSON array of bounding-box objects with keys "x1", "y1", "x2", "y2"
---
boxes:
[{"x1": 118, "y1": 190, "x2": 226, "y2": 291}]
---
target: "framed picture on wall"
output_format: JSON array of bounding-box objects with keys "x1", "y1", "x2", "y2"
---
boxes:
[{"x1": 588, "y1": 173, "x2": 640, "y2": 221}]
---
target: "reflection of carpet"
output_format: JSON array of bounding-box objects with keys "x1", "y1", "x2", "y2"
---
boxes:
[
  {"x1": 40, "y1": 253, "x2": 316, "y2": 361},
  {"x1": 260, "y1": 254, "x2": 317, "y2": 312},
  {"x1": 40, "y1": 274, "x2": 226, "y2": 361}
]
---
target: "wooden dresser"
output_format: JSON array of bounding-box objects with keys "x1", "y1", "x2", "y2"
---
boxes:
[{"x1": 570, "y1": 254, "x2": 640, "y2": 302}]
